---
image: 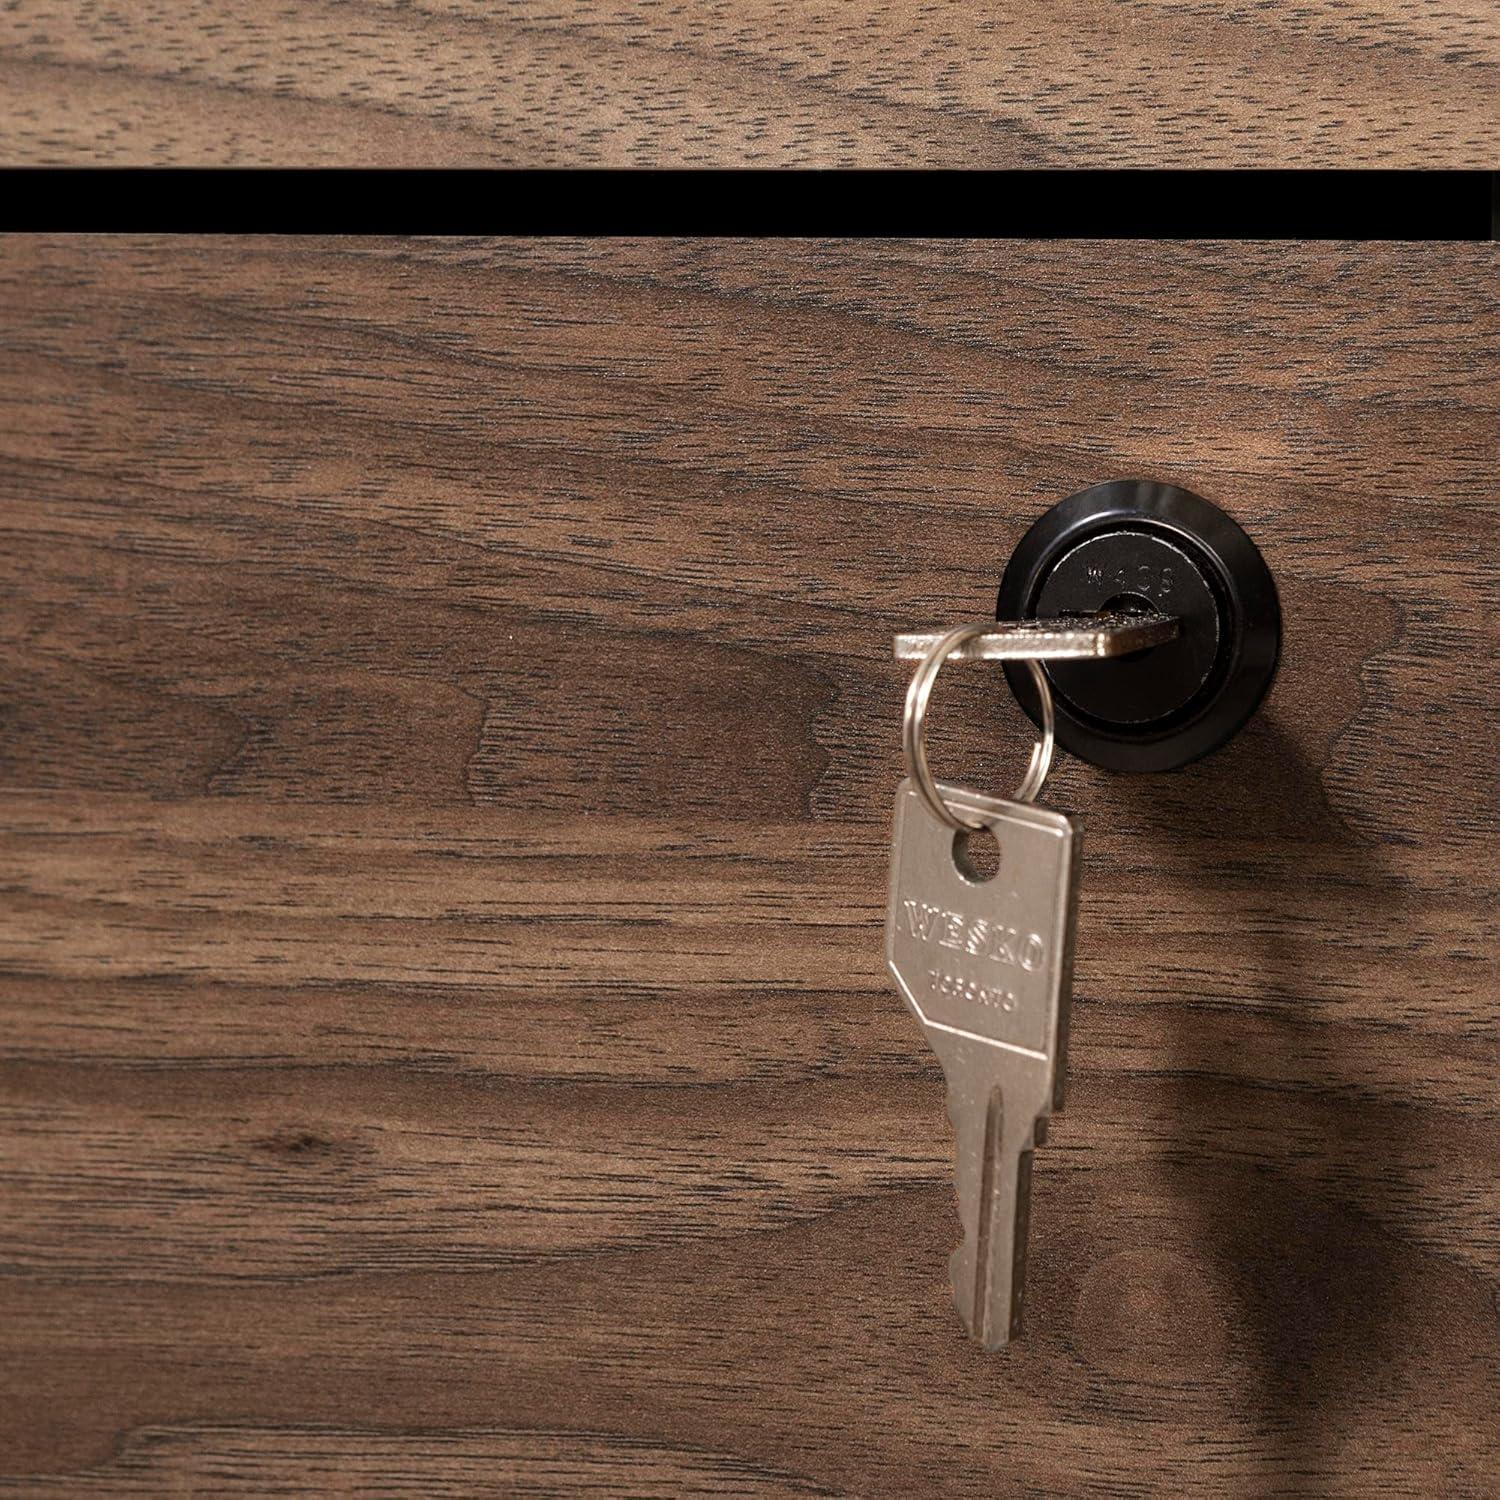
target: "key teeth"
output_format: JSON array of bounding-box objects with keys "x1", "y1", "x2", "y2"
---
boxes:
[
  {"x1": 947, "y1": 1245, "x2": 995, "y2": 1334},
  {"x1": 944, "y1": 1098, "x2": 1042, "y2": 1353},
  {"x1": 948, "y1": 1237, "x2": 1021, "y2": 1350},
  {"x1": 981, "y1": 1315, "x2": 1018, "y2": 1353}
]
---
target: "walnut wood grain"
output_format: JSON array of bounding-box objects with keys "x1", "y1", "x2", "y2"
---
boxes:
[
  {"x1": 1, "y1": 3, "x2": 1497, "y2": 166},
  {"x1": 0, "y1": 237, "x2": 1496, "y2": 1495}
]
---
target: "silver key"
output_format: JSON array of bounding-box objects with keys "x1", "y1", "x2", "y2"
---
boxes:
[{"x1": 886, "y1": 776, "x2": 1081, "y2": 1349}]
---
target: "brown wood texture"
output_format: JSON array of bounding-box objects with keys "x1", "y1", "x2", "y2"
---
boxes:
[
  {"x1": 0, "y1": 236, "x2": 1497, "y2": 1495},
  {"x1": 1, "y1": 3, "x2": 1498, "y2": 166}
]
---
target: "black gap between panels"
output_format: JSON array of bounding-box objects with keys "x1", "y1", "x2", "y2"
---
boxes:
[{"x1": 0, "y1": 169, "x2": 1493, "y2": 239}]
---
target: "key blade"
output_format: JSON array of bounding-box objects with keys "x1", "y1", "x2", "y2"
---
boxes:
[
  {"x1": 934, "y1": 1041, "x2": 1047, "y2": 1349},
  {"x1": 885, "y1": 778, "x2": 1081, "y2": 1350},
  {"x1": 893, "y1": 611, "x2": 1178, "y2": 662}
]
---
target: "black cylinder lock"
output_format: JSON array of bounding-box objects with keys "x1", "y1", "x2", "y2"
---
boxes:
[{"x1": 996, "y1": 479, "x2": 1281, "y2": 772}]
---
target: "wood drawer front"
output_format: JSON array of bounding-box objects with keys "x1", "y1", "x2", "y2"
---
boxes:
[
  {"x1": 0, "y1": 236, "x2": 1495, "y2": 1494},
  {"x1": 1, "y1": 5, "x2": 1497, "y2": 166}
]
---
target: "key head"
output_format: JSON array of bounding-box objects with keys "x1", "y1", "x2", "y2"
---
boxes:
[{"x1": 886, "y1": 779, "x2": 1080, "y2": 1102}]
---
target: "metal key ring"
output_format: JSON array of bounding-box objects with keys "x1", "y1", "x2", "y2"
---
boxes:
[{"x1": 901, "y1": 621, "x2": 1056, "y2": 830}]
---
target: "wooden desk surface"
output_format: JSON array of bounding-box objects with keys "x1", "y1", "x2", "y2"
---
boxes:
[
  {"x1": 1, "y1": 4, "x2": 1496, "y2": 166},
  {"x1": 0, "y1": 236, "x2": 1495, "y2": 1494}
]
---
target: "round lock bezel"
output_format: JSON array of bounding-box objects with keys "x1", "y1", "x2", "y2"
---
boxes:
[{"x1": 996, "y1": 479, "x2": 1281, "y2": 772}]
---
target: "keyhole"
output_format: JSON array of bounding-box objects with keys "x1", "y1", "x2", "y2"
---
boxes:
[
  {"x1": 952, "y1": 826, "x2": 1001, "y2": 884},
  {"x1": 1099, "y1": 591, "x2": 1161, "y2": 662},
  {"x1": 1100, "y1": 589, "x2": 1158, "y2": 616}
]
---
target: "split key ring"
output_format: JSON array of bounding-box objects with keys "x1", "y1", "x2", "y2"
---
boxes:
[{"x1": 900, "y1": 622, "x2": 1056, "y2": 831}]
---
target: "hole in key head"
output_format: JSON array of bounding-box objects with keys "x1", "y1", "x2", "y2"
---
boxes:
[{"x1": 952, "y1": 826, "x2": 1001, "y2": 884}]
